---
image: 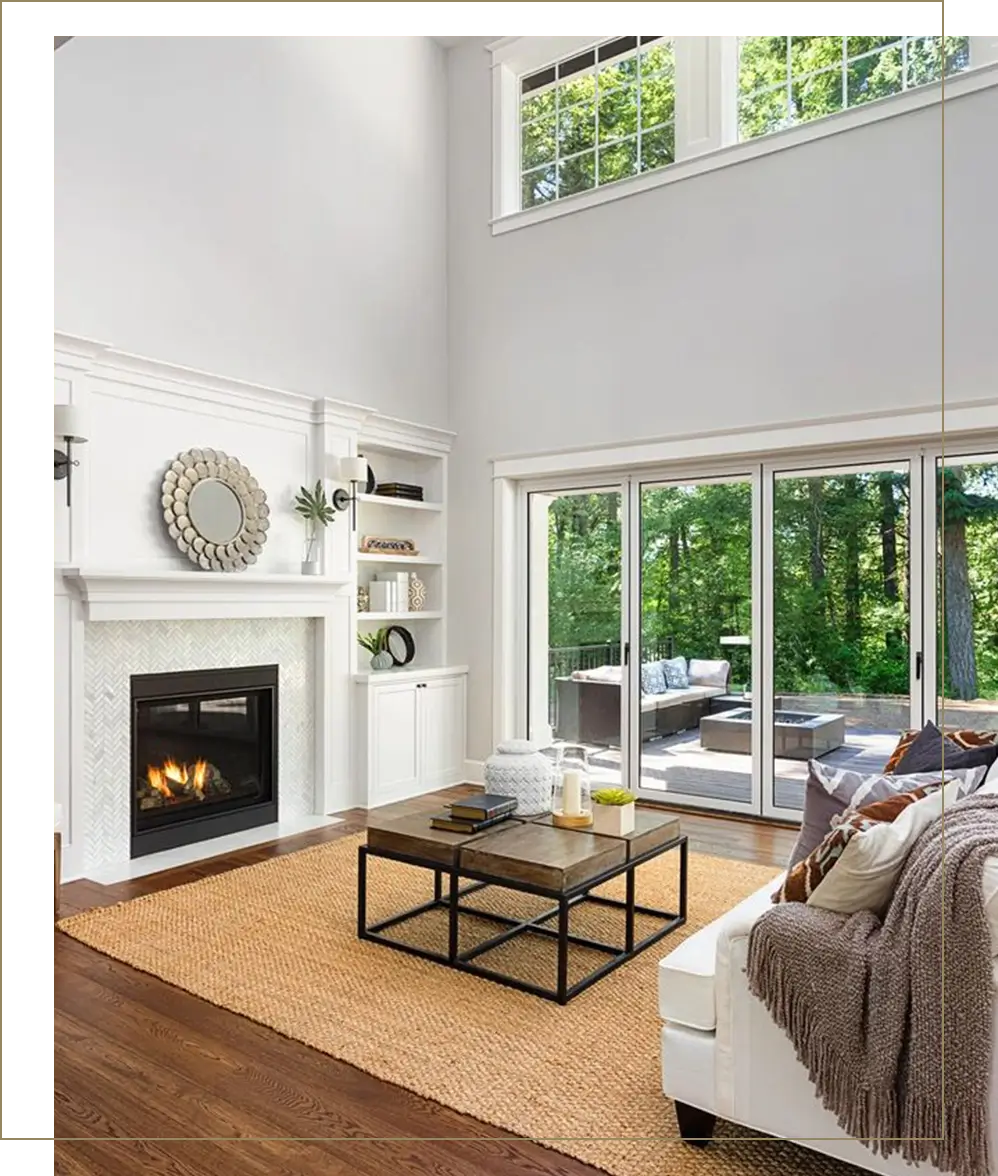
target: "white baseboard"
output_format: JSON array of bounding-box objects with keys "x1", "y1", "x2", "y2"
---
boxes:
[{"x1": 463, "y1": 759, "x2": 486, "y2": 785}]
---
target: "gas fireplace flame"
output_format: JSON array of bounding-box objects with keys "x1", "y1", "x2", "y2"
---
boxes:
[{"x1": 146, "y1": 758, "x2": 209, "y2": 800}]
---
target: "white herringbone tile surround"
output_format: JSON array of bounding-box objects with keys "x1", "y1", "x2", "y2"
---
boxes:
[{"x1": 84, "y1": 618, "x2": 315, "y2": 871}]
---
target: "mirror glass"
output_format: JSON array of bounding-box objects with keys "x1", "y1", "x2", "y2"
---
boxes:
[{"x1": 187, "y1": 479, "x2": 244, "y2": 544}]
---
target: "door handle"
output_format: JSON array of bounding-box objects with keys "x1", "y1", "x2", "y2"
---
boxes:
[{"x1": 915, "y1": 651, "x2": 923, "y2": 681}]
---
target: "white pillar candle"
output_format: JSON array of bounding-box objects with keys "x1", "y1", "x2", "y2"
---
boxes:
[{"x1": 562, "y1": 770, "x2": 582, "y2": 816}]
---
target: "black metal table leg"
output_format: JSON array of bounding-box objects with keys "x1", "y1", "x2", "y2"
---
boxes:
[
  {"x1": 557, "y1": 897, "x2": 569, "y2": 1004},
  {"x1": 448, "y1": 868, "x2": 459, "y2": 962},
  {"x1": 357, "y1": 845, "x2": 368, "y2": 937},
  {"x1": 625, "y1": 864, "x2": 636, "y2": 953},
  {"x1": 433, "y1": 868, "x2": 442, "y2": 903}
]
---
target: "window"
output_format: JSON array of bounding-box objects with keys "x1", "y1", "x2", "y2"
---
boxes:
[
  {"x1": 494, "y1": 34, "x2": 993, "y2": 230},
  {"x1": 520, "y1": 37, "x2": 676, "y2": 209},
  {"x1": 737, "y1": 36, "x2": 971, "y2": 140}
]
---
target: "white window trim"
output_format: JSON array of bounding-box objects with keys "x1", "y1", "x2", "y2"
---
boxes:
[{"x1": 490, "y1": 37, "x2": 998, "y2": 238}]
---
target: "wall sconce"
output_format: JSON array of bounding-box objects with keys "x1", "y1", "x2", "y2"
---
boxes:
[
  {"x1": 54, "y1": 404, "x2": 89, "y2": 508},
  {"x1": 336, "y1": 455, "x2": 368, "y2": 531}
]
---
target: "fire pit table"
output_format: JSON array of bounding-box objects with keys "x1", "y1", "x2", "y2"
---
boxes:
[{"x1": 699, "y1": 707, "x2": 845, "y2": 759}]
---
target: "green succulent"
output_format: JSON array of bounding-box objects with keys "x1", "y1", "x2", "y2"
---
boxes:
[
  {"x1": 293, "y1": 480, "x2": 337, "y2": 527},
  {"x1": 592, "y1": 787, "x2": 635, "y2": 806},
  {"x1": 357, "y1": 628, "x2": 388, "y2": 654}
]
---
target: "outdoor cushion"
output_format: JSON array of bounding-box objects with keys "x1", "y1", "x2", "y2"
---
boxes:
[
  {"x1": 660, "y1": 656, "x2": 690, "y2": 689},
  {"x1": 641, "y1": 661, "x2": 667, "y2": 695},
  {"x1": 688, "y1": 658, "x2": 729, "y2": 688}
]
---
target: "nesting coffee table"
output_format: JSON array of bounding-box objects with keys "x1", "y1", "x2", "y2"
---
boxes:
[{"x1": 358, "y1": 804, "x2": 686, "y2": 1004}]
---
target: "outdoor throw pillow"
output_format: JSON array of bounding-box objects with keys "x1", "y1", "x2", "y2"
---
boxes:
[
  {"x1": 659, "y1": 656, "x2": 689, "y2": 690},
  {"x1": 884, "y1": 725, "x2": 998, "y2": 772},
  {"x1": 687, "y1": 658, "x2": 728, "y2": 688},
  {"x1": 641, "y1": 661, "x2": 667, "y2": 695},
  {"x1": 774, "y1": 786, "x2": 935, "y2": 904},
  {"x1": 786, "y1": 760, "x2": 987, "y2": 869},
  {"x1": 890, "y1": 720, "x2": 998, "y2": 776}
]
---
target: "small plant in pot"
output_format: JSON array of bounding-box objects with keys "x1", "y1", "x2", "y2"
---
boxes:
[
  {"x1": 293, "y1": 481, "x2": 337, "y2": 575},
  {"x1": 591, "y1": 787, "x2": 636, "y2": 837},
  {"x1": 358, "y1": 627, "x2": 394, "y2": 671}
]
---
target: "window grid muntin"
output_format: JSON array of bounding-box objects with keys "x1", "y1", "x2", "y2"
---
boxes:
[
  {"x1": 519, "y1": 36, "x2": 675, "y2": 208},
  {"x1": 737, "y1": 35, "x2": 971, "y2": 139}
]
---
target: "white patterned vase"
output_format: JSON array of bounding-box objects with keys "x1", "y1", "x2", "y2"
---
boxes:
[
  {"x1": 483, "y1": 740, "x2": 554, "y2": 816},
  {"x1": 408, "y1": 573, "x2": 426, "y2": 612}
]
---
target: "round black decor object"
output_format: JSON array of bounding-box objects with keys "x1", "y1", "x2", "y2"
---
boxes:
[
  {"x1": 365, "y1": 463, "x2": 376, "y2": 495},
  {"x1": 385, "y1": 625, "x2": 415, "y2": 667}
]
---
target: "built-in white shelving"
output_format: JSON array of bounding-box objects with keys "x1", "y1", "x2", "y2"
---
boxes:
[
  {"x1": 356, "y1": 553, "x2": 442, "y2": 566},
  {"x1": 356, "y1": 493, "x2": 443, "y2": 512}
]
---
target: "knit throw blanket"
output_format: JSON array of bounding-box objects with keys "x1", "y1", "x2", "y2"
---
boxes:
[{"x1": 746, "y1": 792, "x2": 998, "y2": 1176}]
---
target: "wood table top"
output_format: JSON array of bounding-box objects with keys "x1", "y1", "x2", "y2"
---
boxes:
[{"x1": 365, "y1": 800, "x2": 682, "y2": 888}]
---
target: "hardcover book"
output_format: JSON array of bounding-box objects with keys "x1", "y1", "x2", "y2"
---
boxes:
[
  {"x1": 430, "y1": 810, "x2": 514, "y2": 834},
  {"x1": 447, "y1": 794, "x2": 518, "y2": 821}
]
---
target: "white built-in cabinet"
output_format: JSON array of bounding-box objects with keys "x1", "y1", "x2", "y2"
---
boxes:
[{"x1": 355, "y1": 667, "x2": 468, "y2": 807}]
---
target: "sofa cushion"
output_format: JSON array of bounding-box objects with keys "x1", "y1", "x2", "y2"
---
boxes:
[
  {"x1": 571, "y1": 664, "x2": 621, "y2": 683},
  {"x1": 890, "y1": 720, "x2": 998, "y2": 776},
  {"x1": 806, "y1": 775, "x2": 983, "y2": 915},
  {"x1": 787, "y1": 760, "x2": 971, "y2": 868},
  {"x1": 884, "y1": 725, "x2": 998, "y2": 772},
  {"x1": 774, "y1": 786, "x2": 937, "y2": 904},
  {"x1": 660, "y1": 656, "x2": 689, "y2": 689},
  {"x1": 688, "y1": 658, "x2": 729, "y2": 688},
  {"x1": 658, "y1": 878, "x2": 779, "y2": 1030},
  {"x1": 641, "y1": 661, "x2": 667, "y2": 695}
]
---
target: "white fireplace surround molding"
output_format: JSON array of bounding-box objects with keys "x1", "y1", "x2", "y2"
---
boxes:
[{"x1": 53, "y1": 333, "x2": 455, "y2": 882}]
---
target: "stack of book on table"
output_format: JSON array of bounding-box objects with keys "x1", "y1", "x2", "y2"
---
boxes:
[{"x1": 430, "y1": 794, "x2": 517, "y2": 833}]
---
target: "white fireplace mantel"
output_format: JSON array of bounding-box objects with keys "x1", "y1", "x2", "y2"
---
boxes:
[{"x1": 59, "y1": 567, "x2": 351, "y2": 622}]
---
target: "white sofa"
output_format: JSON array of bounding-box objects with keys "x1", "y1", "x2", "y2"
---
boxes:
[{"x1": 658, "y1": 873, "x2": 998, "y2": 1174}]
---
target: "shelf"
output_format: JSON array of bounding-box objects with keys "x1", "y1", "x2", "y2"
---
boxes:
[
  {"x1": 356, "y1": 553, "x2": 442, "y2": 565},
  {"x1": 353, "y1": 664, "x2": 468, "y2": 684},
  {"x1": 357, "y1": 611, "x2": 443, "y2": 622},
  {"x1": 357, "y1": 493, "x2": 443, "y2": 512}
]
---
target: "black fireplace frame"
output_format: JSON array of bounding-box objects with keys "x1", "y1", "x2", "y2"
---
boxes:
[{"x1": 130, "y1": 664, "x2": 279, "y2": 858}]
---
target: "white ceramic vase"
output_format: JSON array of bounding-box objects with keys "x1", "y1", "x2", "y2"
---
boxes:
[{"x1": 483, "y1": 740, "x2": 554, "y2": 816}]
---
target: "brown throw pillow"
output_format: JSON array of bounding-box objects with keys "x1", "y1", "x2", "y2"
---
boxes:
[
  {"x1": 774, "y1": 787, "x2": 932, "y2": 904},
  {"x1": 885, "y1": 726, "x2": 998, "y2": 773},
  {"x1": 891, "y1": 721, "x2": 998, "y2": 776}
]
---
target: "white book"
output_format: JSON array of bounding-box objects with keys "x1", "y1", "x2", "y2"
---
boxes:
[
  {"x1": 369, "y1": 580, "x2": 392, "y2": 613},
  {"x1": 395, "y1": 572, "x2": 409, "y2": 612}
]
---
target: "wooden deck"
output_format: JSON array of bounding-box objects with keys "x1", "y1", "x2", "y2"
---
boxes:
[{"x1": 587, "y1": 727, "x2": 899, "y2": 810}]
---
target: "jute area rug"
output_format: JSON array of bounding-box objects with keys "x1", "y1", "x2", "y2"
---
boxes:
[{"x1": 59, "y1": 834, "x2": 860, "y2": 1176}]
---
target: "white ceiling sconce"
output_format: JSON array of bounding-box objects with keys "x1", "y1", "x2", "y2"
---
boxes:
[{"x1": 54, "y1": 404, "x2": 89, "y2": 507}]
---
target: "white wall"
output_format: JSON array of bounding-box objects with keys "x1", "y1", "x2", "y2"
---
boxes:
[
  {"x1": 56, "y1": 36, "x2": 448, "y2": 426},
  {"x1": 445, "y1": 40, "x2": 998, "y2": 760}
]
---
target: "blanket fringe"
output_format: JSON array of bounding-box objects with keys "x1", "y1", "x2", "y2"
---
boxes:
[{"x1": 746, "y1": 932, "x2": 992, "y2": 1176}]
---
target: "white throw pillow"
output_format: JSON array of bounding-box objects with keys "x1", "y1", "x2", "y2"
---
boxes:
[
  {"x1": 806, "y1": 777, "x2": 974, "y2": 916},
  {"x1": 687, "y1": 658, "x2": 729, "y2": 688}
]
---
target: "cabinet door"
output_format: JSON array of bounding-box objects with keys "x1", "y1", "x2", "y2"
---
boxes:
[
  {"x1": 369, "y1": 682, "x2": 419, "y2": 804},
  {"x1": 417, "y1": 676, "x2": 466, "y2": 791}
]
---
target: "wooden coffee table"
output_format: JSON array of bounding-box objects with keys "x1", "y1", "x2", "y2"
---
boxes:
[{"x1": 358, "y1": 805, "x2": 686, "y2": 1004}]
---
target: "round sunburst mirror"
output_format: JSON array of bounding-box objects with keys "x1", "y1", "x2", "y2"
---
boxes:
[{"x1": 160, "y1": 448, "x2": 269, "y2": 572}]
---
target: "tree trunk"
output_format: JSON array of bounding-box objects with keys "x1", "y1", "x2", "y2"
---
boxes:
[
  {"x1": 877, "y1": 473, "x2": 902, "y2": 656},
  {"x1": 807, "y1": 481, "x2": 826, "y2": 611},
  {"x1": 843, "y1": 477, "x2": 862, "y2": 646},
  {"x1": 877, "y1": 474, "x2": 899, "y2": 602},
  {"x1": 943, "y1": 516, "x2": 978, "y2": 700}
]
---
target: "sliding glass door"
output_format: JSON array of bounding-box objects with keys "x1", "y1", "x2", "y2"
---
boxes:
[
  {"x1": 765, "y1": 461, "x2": 916, "y2": 816},
  {"x1": 633, "y1": 475, "x2": 759, "y2": 813},
  {"x1": 526, "y1": 486, "x2": 625, "y2": 789},
  {"x1": 521, "y1": 442, "x2": 998, "y2": 819},
  {"x1": 934, "y1": 452, "x2": 998, "y2": 734}
]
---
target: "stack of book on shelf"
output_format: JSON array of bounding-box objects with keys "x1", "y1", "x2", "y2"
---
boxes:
[
  {"x1": 430, "y1": 794, "x2": 518, "y2": 833},
  {"x1": 368, "y1": 572, "x2": 409, "y2": 613},
  {"x1": 375, "y1": 482, "x2": 424, "y2": 502}
]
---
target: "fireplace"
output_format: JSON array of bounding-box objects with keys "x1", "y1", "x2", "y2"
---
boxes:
[{"x1": 130, "y1": 664, "x2": 278, "y2": 857}]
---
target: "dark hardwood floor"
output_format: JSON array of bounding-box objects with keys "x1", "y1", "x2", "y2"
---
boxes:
[{"x1": 56, "y1": 787, "x2": 796, "y2": 1176}]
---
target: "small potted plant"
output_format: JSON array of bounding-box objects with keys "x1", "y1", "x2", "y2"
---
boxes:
[
  {"x1": 591, "y1": 787, "x2": 636, "y2": 836},
  {"x1": 358, "y1": 627, "x2": 393, "y2": 671},
  {"x1": 293, "y1": 480, "x2": 337, "y2": 575}
]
